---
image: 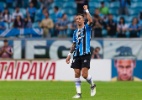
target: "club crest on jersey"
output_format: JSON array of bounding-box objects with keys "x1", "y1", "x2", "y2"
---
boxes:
[{"x1": 77, "y1": 35, "x2": 84, "y2": 44}]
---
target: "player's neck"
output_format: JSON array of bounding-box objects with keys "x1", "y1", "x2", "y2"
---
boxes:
[{"x1": 77, "y1": 24, "x2": 84, "y2": 29}]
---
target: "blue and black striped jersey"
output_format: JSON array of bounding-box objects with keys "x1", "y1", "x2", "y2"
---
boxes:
[{"x1": 72, "y1": 23, "x2": 92, "y2": 57}]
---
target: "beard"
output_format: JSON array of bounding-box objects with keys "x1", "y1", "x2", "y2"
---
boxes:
[{"x1": 78, "y1": 23, "x2": 82, "y2": 26}]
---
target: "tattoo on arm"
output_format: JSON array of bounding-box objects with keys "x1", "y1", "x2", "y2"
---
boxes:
[{"x1": 70, "y1": 43, "x2": 76, "y2": 53}]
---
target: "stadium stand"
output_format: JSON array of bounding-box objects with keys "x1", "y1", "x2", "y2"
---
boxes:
[{"x1": 0, "y1": 0, "x2": 141, "y2": 38}]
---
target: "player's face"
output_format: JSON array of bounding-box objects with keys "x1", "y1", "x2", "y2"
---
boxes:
[
  {"x1": 115, "y1": 60, "x2": 135, "y2": 81},
  {"x1": 75, "y1": 15, "x2": 84, "y2": 26}
]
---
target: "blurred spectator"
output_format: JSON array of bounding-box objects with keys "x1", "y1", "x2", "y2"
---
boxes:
[
  {"x1": 0, "y1": 39, "x2": 13, "y2": 59},
  {"x1": 12, "y1": 7, "x2": 23, "y2": 20},
  {"x1": 93, "y1": 14, "x2": 103, "y2": 37},
  {"x1": 15, "y1": 0, "x2": 24, "y2": 7},
  {"x1": 70, "y1": 16, "x2": 77, "y2": 37},
  {"x1": 75, "y1": 0, "x2": 90, "y2": 13},
  {"x1": 27, "y1": 2, "x2": 36, "y2": 22},
  {"x1": 118, "y1": 0, "x2": 131, "y2": 15},
  {"x1": 39, "y1": 12, "x2": 54, "y2": 38},
  {"x1": 106, "y1": 14, "x2": 117, "y2": 37},
  {"x1": 40, "y1": 7, "x2": 48, "y2": 20},
  {"x1": 138, "y1": 11, "x2": 142, "y2": 29},
  {"x1": 117, "y1": 17, "x2": 128, "y2": 37},
  {"x1": 30, "y1": 0, "x2": 38, "y2": 8},
  {"x1": 0, "y1": 12, "x2": 3, "y2": 18},
  {"x1": 6, "y1": 0, "x2": 14, "y2": 8},
  {"x1": 56, "y1": 13, "x2": 69, "y2": 37},
  {"x1": 84, "y1": 0, "x2": 90, "y2": 9},
  {"x1": 99, "y1": 1, "x2": 109, "y2": 15},
  {"x1": 0, "y1": 17, "x2": 6, "y2": 31},
  {"x1": 24, "y1": 16, "x2": 32, "y2": 28},
  {"x1": 53, "y1": 6, "x2": 62, "y2": 23},
  {"x1": 91, "y1": 47, "x2": 101, "y2": 59},
  {"x1": 3, "y1": 8, "x2": 12, "y2": 24},
  {"x1": 75, "y1": 0, "x2": 84, "y2": 14},
  {"x1": 129, "y1": 17, "x2": 140, "y2": 38},
  {"x1": 39, "y1": 0, "x2": 54, "y2": 9},
  {"x1": 0, "y1": 7, "x2": 3, "y2": 13},
  {"x1": 94, "y1": 8, "x2": 104, "y2": 19},
  {"x1": 13, "y1": 15, "x2": 23, "y2": 28}
]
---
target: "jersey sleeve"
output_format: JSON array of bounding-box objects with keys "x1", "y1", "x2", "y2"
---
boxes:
[{"x1": 85, "y1": 23, "x2": 92, "y2": 30}]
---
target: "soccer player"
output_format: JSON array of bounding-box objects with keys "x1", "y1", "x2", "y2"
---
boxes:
[{"x1": 66, "y1": 5, "x2": 96, "y2": 98}]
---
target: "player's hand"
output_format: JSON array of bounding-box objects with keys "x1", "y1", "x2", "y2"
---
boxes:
[
  {"x1": 83, "y1": 5, "x2": 88, "y2": 10},
  {"x1": 66, "y1": 55, "x2": 71, "y2": 64}
]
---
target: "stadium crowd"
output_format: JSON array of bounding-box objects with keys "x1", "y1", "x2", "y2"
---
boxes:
[{"x1": 0, "y1": 0, "x2": 142, "y2": 38}]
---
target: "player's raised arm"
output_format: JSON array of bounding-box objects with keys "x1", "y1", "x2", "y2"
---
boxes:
[
  {"x1": 66, "y1": 42, "x2": 76, "y2": 64},
  {"x1": 83, "y1": 5, "x2": 93, "y2": 25}
]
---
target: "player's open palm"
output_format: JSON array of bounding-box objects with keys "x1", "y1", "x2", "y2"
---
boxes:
[{"x1": 66, "y1": 55, "x2": 71, "y2": 64}]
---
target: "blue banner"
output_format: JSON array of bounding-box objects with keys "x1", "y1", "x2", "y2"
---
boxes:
[{"x1": 0, "y1": 28, "x2": 43, "y2": 37}]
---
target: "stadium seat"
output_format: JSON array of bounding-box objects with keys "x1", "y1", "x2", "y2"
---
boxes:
[
  {"x1": 131, "y1": 2, "x2": 142, "y2": 8},
  {"x1": 20, "y1": 8, "x2": 26, "y2": 17},
  {"x1": 49, "y1": 13, "x2": 55, "y2": 20},
  {"x1": 89, "y1": 7, "x2": 95, "y2": 15},
  {"x1": 35, "y1": 9, "x2": 42, "y2": 17},
  {"x1": 34, "y1": 16, "x2": 41, "y2": 22},
  {"x1": 102, "y1": 29, "x2": 107, "y2": 37},
  {"x1": 4, "y1": 22, "x2": 9, "y2": 29},
  {"x1": 9, "y1": 22, "x2": 13, "y2": 28},
  {"x1": 53, "y1": 2, "x2": 64, "y2": 8},
  {"x1": 109, "y1": 1, "x2": 119, "y2": 8},
  {"x1": 89, "y1": 2, "x2": 100, "y2": 8},
  {"x1": 117, "y1": 15, "x2": 133, "y2": 22},
  {"x1": 129, "y1": 9, "x2": 139, "y2": 16},
  {"x1": 62, "y1": 8, "x2": 76, "y2": 16},
  {"x1": 49, "y1": 9, "x2": 54, "y2": 15},
  {"x1": 8, "y1": 8, "x2": 14, "y2": 14},
  {"x1": 132, "y1": 0, "x2": 137, "y2": 1},
  {"x1": 109, "y1": 9, "x2": 118, "y2": 15},
  {"x1": 126, "y1": 16, "x2": 134, "y2": 23},
  {"x1": 54, "y1": 0, "x2": 68, "y2": 2},
  {"x1": 32, "y1": 22, "x2": 39, "y2": 28},
  {"x1": 69, "y1": 16, "x2": 74, "y2": 22},
  {"x1": 126, "y1": 22, "x2": 131, "y2": 27},
  {"x1": 63, "y1": 2, "x2": 76, "y2": 9},
  {"x1": 23, "y1": 0, "x2": 29, "y2": 8},
  {"x1": 0, "y1": 0, "x2": 5, "y2": 2},
  {"x1": 0, "y1": 2, "x2": 6, "y2": 11}
]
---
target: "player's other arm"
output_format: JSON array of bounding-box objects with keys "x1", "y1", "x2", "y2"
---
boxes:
[
  {"x1": 70, "y1": 42, "x2": 76, "y2": 53},
  {"x1": 83, "y1": 5, "x2": 93, "y2": 25},
  {"x1": 66, "y1": 42, "x2": 76, "y2": 64}
]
